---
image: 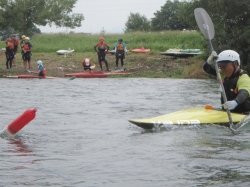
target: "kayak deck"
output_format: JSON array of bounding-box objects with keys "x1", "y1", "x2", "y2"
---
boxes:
[
  {"x1": 64, "y1": 72, "x2": 134, "y2": 78},
  {"x1": 5, "y1": 74, "x2": 58, "y2": 79},
  {"x1": 129, "y1": 107, "x2": 247, "y2": 129}
]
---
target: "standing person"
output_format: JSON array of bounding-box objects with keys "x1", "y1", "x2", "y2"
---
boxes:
[
  {"x1": 23, "y1": 37, "x2": 33, "y2": 70},
  {"x1": 11, "y1": 34, "x2": 19, "y2": 67},
  {"x1": 5, "y1": 37, "x2": 14, "y2": 69},
  {"x1": 30, "y1": 60, "x2": 46, "y2": 76},
  {"x1": 94, "y1": 37, "x2": 110, "y2": 71},
  {"x1": 20, "y1": 35, "x2": 26, "y2": 69},
  {"x1": 114, "y1": 38, "x2": 127, "y2": 70},
  {"x1": 82, "y1": 58, "x2": 94, "y2": 72},
  {"x1": 203, "y1": 50, "x2": 250, "y2": 113}
]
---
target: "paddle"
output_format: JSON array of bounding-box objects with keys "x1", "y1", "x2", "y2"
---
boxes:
[
  {"x1": 69, "y1": 76, "x2": 76, "y2": 80},
  {"x1": 194, "y1": 8, "x2": 234, "y2": 130}
]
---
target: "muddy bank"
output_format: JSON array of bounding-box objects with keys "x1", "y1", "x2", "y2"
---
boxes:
[{"x1": 0, "y1": 51, "x2": 209, "y2": 79}]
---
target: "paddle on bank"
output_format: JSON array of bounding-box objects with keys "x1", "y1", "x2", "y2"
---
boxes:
[{"x1": 194, "y1": 8, "x2": 243, "y2": 131}]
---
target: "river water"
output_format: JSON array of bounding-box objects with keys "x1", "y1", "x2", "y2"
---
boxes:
[{"x1": 1, "y1": 78, "x2": 250, "y2": 187}]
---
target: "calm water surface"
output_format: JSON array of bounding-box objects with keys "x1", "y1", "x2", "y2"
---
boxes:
[{"x1": 1, "y1": 78, "x2": 250, "y2": 187}]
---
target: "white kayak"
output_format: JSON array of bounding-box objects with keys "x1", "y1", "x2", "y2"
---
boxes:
[
  {"x1": 108, "y1": 49, "x2": 129, "y2": 55},
  {"x1": 56, "y1": 49, "x2": 74, "y2": 55}
]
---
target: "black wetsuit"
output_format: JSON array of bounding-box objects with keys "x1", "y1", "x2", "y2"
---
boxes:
[{"x1": 203, "y1": 62, "x2": 250, "y2": 113}]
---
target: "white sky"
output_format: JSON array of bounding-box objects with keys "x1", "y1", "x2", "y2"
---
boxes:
[{"x1": 39, "y1": 0, "x2": 167, "y2": 34}]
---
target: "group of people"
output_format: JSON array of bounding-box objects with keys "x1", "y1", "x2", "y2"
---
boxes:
[
  {"x1": 82, "y1": 37, "x2": 127, "y2": 72},
  {"x1": 4, "y1": 34, "x2": 46, "y2": 76},
  {"x1": 5, "y1": 34, "x2": 33, "y2": 70}
]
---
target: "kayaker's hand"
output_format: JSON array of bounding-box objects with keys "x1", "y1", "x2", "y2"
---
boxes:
[
  {"x1": 207, "y1": 51, "x2": 218, "y2": 65},
  {"x1": 223, "y1": 100, "x2": 238, "y2": 110}
]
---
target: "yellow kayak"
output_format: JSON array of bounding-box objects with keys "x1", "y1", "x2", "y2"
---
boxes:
[{"x1": 128, "y1": 107, "x2": 247, "y2": 129}]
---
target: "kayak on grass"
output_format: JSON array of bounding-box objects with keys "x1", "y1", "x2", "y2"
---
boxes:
[
  {"x1": 128, "y1": 106, "x2": 247, "y2": 129},
  {"x1": 107, "y1": 49, "x2": 129, "y2": 55},
  {"x1": 56, "y1": 49, "x2": 74, "y2": 55},
  {"x1": 159, "y1": 48, "x2": 202, "y2": 57},
  {"x1": 64, "y1": 71, "x2": 134, "y2": 78},
  {"x1": 130, "y1": 46, "x2": 150, "y2": 53}
]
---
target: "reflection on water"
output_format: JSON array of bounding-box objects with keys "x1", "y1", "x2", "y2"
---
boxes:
[
  {"x1": 7, "y1": 138, "x2": 34, "y2": 155},
  {"x1": 0, "y1": 78, "x2": 250, "y2": 187}
]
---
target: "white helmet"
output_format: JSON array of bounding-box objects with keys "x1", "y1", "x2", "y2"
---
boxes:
[
  {"x1": 25, "y1": 37, "x2": 30, "y2": 40},
  {"x1": 216, "y1": 50, "x2": 240, "y2": 66},
  {"x1": 85, "y1": 58, "x2": 89, "y2": 63},
  {"x1": 37, "y1": 60, "x2": 42, "y2": 65}
]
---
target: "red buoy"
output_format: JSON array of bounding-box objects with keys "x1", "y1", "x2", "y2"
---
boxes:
[{"x1": 1, "y1": 108, "x2": 37, "y2": 138}]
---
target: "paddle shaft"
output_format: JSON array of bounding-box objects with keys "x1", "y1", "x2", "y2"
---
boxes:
[{"x1": 208, "y1": 39, "x2": 234, "y2": 127}]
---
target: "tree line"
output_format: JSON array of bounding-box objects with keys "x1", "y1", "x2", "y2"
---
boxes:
[
  {"x1": 1, "y1": 0, "x2": 249, "y2": 70},
  {"x1": 125, "y1": 0, "x2": 250, "y2": 70},
  {"x1": 0, "y1": 0, "x2": 84, "y2": 38}
]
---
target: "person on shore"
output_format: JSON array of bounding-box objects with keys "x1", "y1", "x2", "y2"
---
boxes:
[
  {"x1": 5, "y1": 37, "x2": 14, "y2": 69},
  {"x1": 114, "y1": 38, "x2": 127, "y2": 70},
  {"x1": 30, "y1": 60, "x2": 46, "y2": 76},
  {"x1": 94, "y1": 37, "x2": 110, "y2": 71},
  {"x1": 20, "y1": 35, "x2": 26, "y2": 69},
  {"x1": 82, "y1": 58, "x2": 94, "y2": 72},
  {"x1": 203, "y1": 50, "x2": 250, "y2": 113},
  {"x1": 23, "y1": 37, "x2": 33, "y2": 70},
  {"x1": 11, "y1": 34, "x2": 19, "y2": 67}
]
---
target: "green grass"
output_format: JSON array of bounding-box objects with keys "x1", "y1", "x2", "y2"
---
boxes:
[{"x1": 0, "y1": 31, "x2": 206, "y2": 53}]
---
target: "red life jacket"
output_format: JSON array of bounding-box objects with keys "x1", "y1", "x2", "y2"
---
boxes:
[
  {"x1": 23, "y1": 43, "x2": 31, "y2": 50},
  {"x1": 6, "y1": 42, "x2": 14, "y2": 50}
]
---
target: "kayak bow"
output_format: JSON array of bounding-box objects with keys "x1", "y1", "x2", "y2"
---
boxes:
[{"x1": 129, "y1": 107, "x2": 247, "y2": 129}]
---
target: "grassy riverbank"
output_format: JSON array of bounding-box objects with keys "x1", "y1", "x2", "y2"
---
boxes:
[{"x1": 0, "y1": 31, "x2": 211, "y2": 79}]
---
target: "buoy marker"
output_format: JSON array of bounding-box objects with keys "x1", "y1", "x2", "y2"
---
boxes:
[{"x1": 1, "y1": 108, "x2": 37, "y2": 139}]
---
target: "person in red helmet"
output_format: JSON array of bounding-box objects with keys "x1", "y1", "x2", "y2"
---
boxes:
[{"x1": 94, "y1": 37, "x2": 110, "y2": 71}]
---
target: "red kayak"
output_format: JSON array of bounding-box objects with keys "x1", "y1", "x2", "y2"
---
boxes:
[
  {"x1": 64, "y1": 71, "x2": 134, "y2": 78},
  {"x1": 5, "y1": 74, "x2": 58, "y2": 79},
  {"x1": 130, "y1": 46, "x2": 150, "y2": 53}
]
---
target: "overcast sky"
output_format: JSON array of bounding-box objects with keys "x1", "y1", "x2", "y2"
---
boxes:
[{"x1": 39, "y1": 0, "x2": 167, "y2": 34}]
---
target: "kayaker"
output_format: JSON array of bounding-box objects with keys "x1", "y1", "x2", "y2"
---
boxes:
[
  {"x1": 30, "y1": 60, "x2": 46, "y2": 76},
  {"x1": 203, "y1": 50, "x2": 250, "y2": 113},
  {"x1": 82, "y1": 58, "x2": 94, "y2": 72},
  {"x1": 94, "y1": 37, "x2": 110, "y2": 71},
  {"x1": 114, "y1": 38, "x2": 127, "y2": 70}
]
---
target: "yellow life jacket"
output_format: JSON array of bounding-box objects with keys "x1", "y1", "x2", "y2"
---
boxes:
[{"x1": 117, "y1": 43, "x2": 124, "y2": 50}]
